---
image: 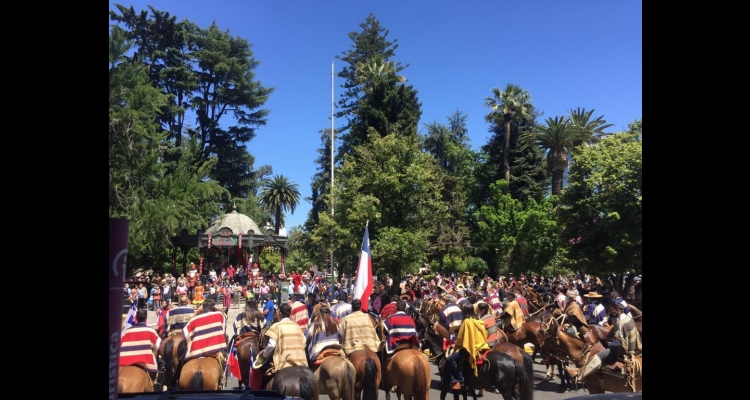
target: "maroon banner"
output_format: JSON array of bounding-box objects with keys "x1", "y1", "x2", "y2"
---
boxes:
[{"x1": 109, "y1": 218, "x2": 129, "y2": 400}]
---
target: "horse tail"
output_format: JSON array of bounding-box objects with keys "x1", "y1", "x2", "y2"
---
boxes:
[
  {"x1": 342, "y1": 358, "x2": 356, "y2": 400},
  {"x1": 514, "y1": 359, "x2": 534, "y2": 400},
  {"x1": 362, "y1": 357, "x2": 377, "y2": 400},
  {"x1": 522, "y1": 351, "x2": 534, "y2": 388},
  {"x1": 412, "y1": 354, "x2": 428, "y2": 400},
  {"x1": 163, "y1": 339, "x2": 175, "y2": 388},
  {"x1": 189, "y1": 370, "x2": 204, "y2": 391},
  {"x1": 298, "y1": 375, "x2": 315, "y2": 400},
  {"x1": 174, "y1": 339, "x2": 188, "y2": 386}
]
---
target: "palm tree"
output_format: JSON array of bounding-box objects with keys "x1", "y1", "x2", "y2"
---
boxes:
[
  {"x1": 258, "y1": 174, "x2": 301, "y2": 234},
  {"x1": 566, "y1": 107, "x2": 614, "y2": 145},
  {"x1": 484, "y1": 84, "x2": 533, "y2": 190},
  {"x1": 520, "y1": 116, "x2": 581, "y2": 197}
]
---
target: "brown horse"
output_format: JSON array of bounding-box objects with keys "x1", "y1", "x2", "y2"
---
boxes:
[
  {"x1": 158, "y1": 333, "x2": 183, "y2": 389},
  {"x1": 347, "y1": 349, "x2": 381, "y2": 400},
  {"x1": 118, "y1": 365, "x2": 153, "y2": 393},
  {"x1": 374, "y1": 319, "x2": 431, "y2": 400},
  {"x1": 178, "y1": 355, "x2": 225, "y2": 390},
  {"x1": 311, "y1": 349, "x2": 357, "y2": 400},
  {"x1": 502, "y1": 320, "x2": 546, "y2": 363},
  {"x1": 267, "y1": 365, "x2": 319, "y2": 400},
  {"x1": 234, "y1": 331, "x2": 263, "y2": 389},
  {"x1": 544, "y1": 317, "x2": 642, "y2": 394},
  {"x1": 381, "y1": 348, "x2": 431, "y2": 400}
]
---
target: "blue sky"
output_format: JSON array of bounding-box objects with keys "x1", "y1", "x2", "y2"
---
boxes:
[{"x1": 109, "y1": 1, "x2": 642, "y2": 230}]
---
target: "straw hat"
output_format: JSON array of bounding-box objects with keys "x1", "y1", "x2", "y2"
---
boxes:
[
  {"x1": 583, "y1": 291, "x2": 603, "y2": 298},
  {"x1": 252, "y1": 351, "x2": 269, "y2": 369},
  {"x1": 566, "y1": 290, "x2": 577, "y2": 299}
]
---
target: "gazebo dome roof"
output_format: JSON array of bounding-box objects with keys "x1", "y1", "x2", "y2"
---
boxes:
[{"x1": 206, "y1": 206, "x2": 261, "y2": 235}]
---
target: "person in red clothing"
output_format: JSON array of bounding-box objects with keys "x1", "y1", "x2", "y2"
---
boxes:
[
  {"x1": 226, "y1": 264, "x2": 235, "y2": 283},
  {"x1": 379, "y1": 295, "x2": 400, "y2": 321},
  {"x1": 156, "y1": 299, "x2": 171, "y2": 338},
  {"x1": 120, "y1": 308, "x2": 162, "y2": 381}
]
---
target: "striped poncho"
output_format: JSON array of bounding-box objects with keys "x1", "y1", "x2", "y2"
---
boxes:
[
  {"x1": 290, "y1": 301, "x2": 309, "y2": 329},
  {"x1": 382, "y1": 312, "x2": 419, "y2": 354},
  {"x1": 182, "y1": 311, "x2": 226, "y2": 360},
  {"x1": 120, "y1": 324, "x2": 161, "y2": 372}
]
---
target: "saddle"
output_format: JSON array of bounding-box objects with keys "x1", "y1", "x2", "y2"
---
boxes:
[
  {"x1": 235, "y1": 331, "x2": 259, "y2": 345},
  {"x1": 313, "y1": 347, "x2": 343, "y2": 366},
  {"x1": 474, "y1": 349, "x2": 491, "y2": 365}
]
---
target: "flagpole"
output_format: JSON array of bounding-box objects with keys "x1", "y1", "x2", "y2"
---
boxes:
[{"x1": 330, "y1": 61, "x2": 335, "y2": 300}]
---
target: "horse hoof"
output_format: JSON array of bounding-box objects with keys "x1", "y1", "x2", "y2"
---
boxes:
[{"x1": 544, "y1": 374, "x2": 552, "y2": 380}]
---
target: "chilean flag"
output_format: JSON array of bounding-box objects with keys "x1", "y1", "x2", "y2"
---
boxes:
[
  {"x1": 352, "y1": 224, "x2": 373, "y2": 312},
  {"x1": 227, "y1": 341, "x2": 242, "y2": 380}
]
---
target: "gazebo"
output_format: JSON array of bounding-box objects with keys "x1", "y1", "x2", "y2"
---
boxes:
[{"x1": 170, "y1": 205, "x2": 288, "y2": 275}]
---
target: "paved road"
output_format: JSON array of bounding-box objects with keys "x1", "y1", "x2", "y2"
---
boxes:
[{"x1": 146, "y1": 303, "x2": 594, "y2": 399}]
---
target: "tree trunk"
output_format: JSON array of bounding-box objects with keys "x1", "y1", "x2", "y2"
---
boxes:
[{"x1": 502, "y1": 115, "x2": 512, "y2": 192}]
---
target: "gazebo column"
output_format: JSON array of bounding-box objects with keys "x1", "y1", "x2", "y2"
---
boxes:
[
  {"x1": 172, "y1": 246, "x2": 178, "y2": 275},
  {"x1": 181, "y1": 245, "x2": 189, "y2": 275}
]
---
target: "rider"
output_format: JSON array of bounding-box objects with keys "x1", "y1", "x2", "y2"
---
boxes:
[
  {"x1": 234, "y1": 298, "x2": 266, "y2": 337},
  {"x1": 120, "y1": 308, "x2": 163, "y2": 383},
  {"x1": 476, "y1": 302, "x2": 500, "y2": 347},
  {"x1": 330, "y1": 292, "x2": 352, "y2": 321},
  {"x1": 562, "y1": 290, "x2": 589, "y2": 338},
  {"x1": 436, "y1": 294, "x2": 463, "y2": 337},
  {"x1": 260, "y1": 302, "x2": 308, "y2": 372},
  {"x1": 446, "y1": 304, "x2": 490, "y2": 390},
  {"x1": 289, "y1": 294, "x2": 310, "y2": 330},
  {"x1": 609, "y1": 291, "x2": 632, "y2": 318},
  {"x1": 338, "y1": 298, "x2": 380, "y2": 356},
  {"x1": 567, "y1": 302, "x2": 640, "y2": 381},
  {"x1": 501, "y1": 292, "x2": 525, "y2": 332},
  {"x1": 181, "y1": 298, "x2": 227, "y2": 365},
  {"x1": 379, "y1": 295, "x2": 400, "y2": 321},
  {"x1": 583, "y1": 291, "x2": 607, "y2": 326},
  {"x1": 304, "y1": 304, "x2": 343, "y2": 364},
  {"x1": 165, "y1": 295, "x2": 194, "y2": 336},
  {"x1": 382, "y1": 300, "x2": 420, "y2": 355}
]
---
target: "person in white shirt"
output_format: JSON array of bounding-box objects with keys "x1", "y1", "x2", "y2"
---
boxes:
[{"x1": 209, "y1": 268, "x2": 218, "y2": 283}]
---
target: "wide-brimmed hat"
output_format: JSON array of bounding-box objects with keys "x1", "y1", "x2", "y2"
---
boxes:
[
  {"x1": 566, "y1": 290, "x2": 577, "y2": 298},
  {"x1": 400, "y1": 294, "x2": 413, "y2": 302},
  {"x1": 583, "y1": 291, "x2": 603, "y2": 298},
  {"x1": 252, "y1": 351, "x2": 269, "y2": 369}
]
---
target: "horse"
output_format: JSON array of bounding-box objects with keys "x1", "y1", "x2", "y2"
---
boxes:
[
  {"x1": 234, "y1": 331, "x2": 263, "y2": 389},
  {"x1": 311, "y1": 348, "x2": 357, "y2": 400},
  {"x1": 158, "y1": 333, "x2": 184, "y2": 389},
  {"x1": 347, "y1": 348, "x2": 381, "y2": 400},
  {"x1": 374, "y1": 319, "x2": 431, "y2": 400},
  {"x1": 544, "y1": 316, "x2": 642, "y2": 394},
  {"x1": 502, "y1": 320, "x2": 546, "y2": 364},
  {"x1": 435, "y1": 348, "x2": 533, "y2": 400},
  {"x1": 266, "y1": 365, "x2": 319, "y2": 400},
  {"x1": 118, "y1": 365, "x2": 154, "y2": 393},
  {"x1": 178, "y1": 355, "x2": 225, "y2": 390},
  {"x1": 488, "y1": 342, "x2": 534, "y2": 396},
  {"x1": 381, "y1": 348, "x2": 431, "y2": 400}
]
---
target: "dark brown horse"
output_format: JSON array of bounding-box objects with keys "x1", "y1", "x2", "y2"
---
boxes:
[
  {"x1": 502, "y1": 321, "x2": 546, "y2": 363},
  {"x1": 178, "y1": 355, "x2": 225, "y2": 390},
  {"x1": 118, "y1": 365, "x2": 154, "y2": 393},
  {"x1": 158, "y1": 333, "x2": 184, "y2": 389},
  {"x1": 347, "y1": 349, "x2": 381, "y2": 400},
  {"x1": 234, "y1": 331, "x2": 262, "y2": 389},
  {"x1": 435, "y1": 349, "x2": 533, "y2": 400},
  {"x1": 267, "y1": 365, "x2": 319, "y2": 400}
]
